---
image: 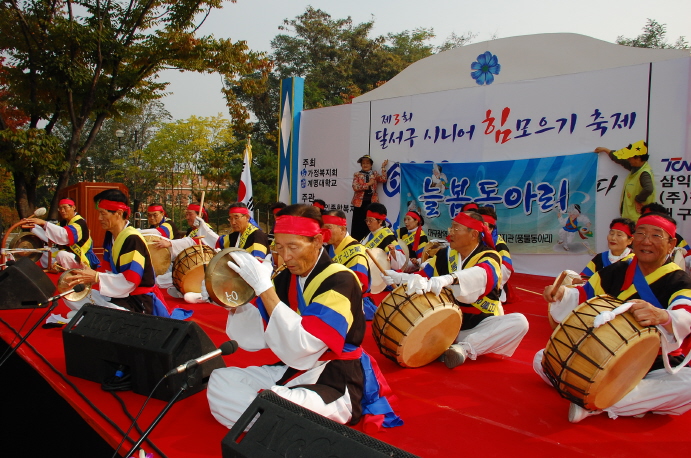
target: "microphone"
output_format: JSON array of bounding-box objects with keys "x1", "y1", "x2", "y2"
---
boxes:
[
  {"x1": 165, "y1": 340, "x2": 238, "y2": 377},
  {"x1": 20, "y1": 284, "x2": 86, "y2": 306}
]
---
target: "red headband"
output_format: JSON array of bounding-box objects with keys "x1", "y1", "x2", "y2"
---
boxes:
[
  {"x1": 98, "y1": 199, "x2": 129, "y2": 212},
  {"x1": 229, "y1": 206, "x2": 250, "y2": 215},
  {"x1": 59, "y1": 198, "x2": 76, "y2": 207},
  {"x1": 187, "y1": 204, "x2": 208, "y2": 220},
  {"x1": 323, "y1": 215, "x2": 347, "y2": 226},
  {"x1": 274, "y1": 215, "x2": 331, "y2": 243},
  {"x1": 482, "y1": 215, "x2": 497, "y2": 226},
  {"x1": 272, "y1": 207, "x2": 283, "y2": 215},
  {"x1": 453, "y1": 212, "x2": 485, "y2": 232},
  {"x1": 366, "y1": 210, "x2": 387, "y2": 221},
  {"x1": 312, "y1": 202, "x2": 325, "y2": 210},
  {"x1": 147, "y1": 205, "x2": 164, "y2": 213},
  {"x1": 405, "y1": 211, "x2": 421, "y2": 222},
  {"x1": 463, "y1": 202, "x2": 480, "y2": 212},
  {"x1": 636, "y1": 215, "x2": 676, "y2": 239},
  {"x1": 610, "y1": 222, "x2": 632, "y2": 237}
]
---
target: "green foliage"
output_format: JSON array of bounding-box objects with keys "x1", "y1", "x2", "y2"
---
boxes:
[
  {"x1": 0, "y1": 0, "x2": 271, "y2": 218},
  {"x1": 616, "y1": 19, "x2": 689, "y2": 50}
]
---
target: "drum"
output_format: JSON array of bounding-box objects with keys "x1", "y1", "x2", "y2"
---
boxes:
[
  {"x1": 57, "y1": 269, "x2": 92, "y2": 301},
  {"x1": 205, "y1": 248, "x2": 256, "y2": 308},
  {"x1": 366, "y1": 247, "x2": 390, "y2": 294},
  {"x1": 372, "y1": 286, "x2": 462, "y2": 368},
  {"x1": 143, "y1": 234, "x2": 172, "y2": 276},
  {"x1": 172, "y1": 244, "x2": 215, "y2": 294},
  {"x1": 541, "y1": 295, "x2": 660, "y2": 411},
  {"x1": 421, "y1": 240, "x2": 447, "y2": 263}
]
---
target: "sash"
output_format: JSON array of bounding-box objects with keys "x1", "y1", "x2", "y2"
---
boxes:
[
  {"x1": 238, "y1": 224, "x2": 258, "y2": 249},
  {"x1": 363, "y1": 227, "x2": 389, "y2": 250}
]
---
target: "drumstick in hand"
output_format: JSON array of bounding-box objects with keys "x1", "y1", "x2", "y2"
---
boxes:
[
  {"x1": 366, "y1": 248, "x2": 388, "y2": 275},
  {"x1": 547, "y1": 270, "x2": 568, "y2": 302}
]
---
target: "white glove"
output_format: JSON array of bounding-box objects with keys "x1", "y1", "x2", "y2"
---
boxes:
[
  {"x1": 227, "y1": 250, "x2": 274, "y2": 296},
  {"x1": 382, "y1": 269, "x2": 407, "y2": 286},
  {"x1": 406, "y1": 274, "x2": 429, "y2": 296},
  {"x1": 426, "y1": 275, "x2": 454, "y2": 296},
  {"x1": 195, "y1": 216, "x2": 208, "y2": 229}
]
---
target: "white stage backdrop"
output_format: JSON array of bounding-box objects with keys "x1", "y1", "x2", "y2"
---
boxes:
[{"x1": 297, "y1": 57, "x2": 691, "y2": 277}]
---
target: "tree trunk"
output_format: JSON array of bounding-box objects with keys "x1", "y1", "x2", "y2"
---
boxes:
[
  {"x1": 50, "y1": 167, "x2": 72, "y2": 220},
  {"x1": 12, "y1": 170, "x2": 36, "y2": 218}
]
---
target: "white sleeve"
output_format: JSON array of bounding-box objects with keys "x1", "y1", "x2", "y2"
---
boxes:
[
  {"x1": 97, "y1": 272, "x2": 136, "y2": 298},
  {"x1": 448, "y1": 265, "x2": 491, "y2": 304},
  {"x1": 169, "y1": 237, "x2": 196, "y2": 259},
  {"x1": 43, "y1": 222, "x2": 70, "y2": 245},
  {"x1": 500, "y1": 263, "x2": 512, "y2": 288},
  {"x1": 225, "y1": 304, "x2": 270, "y2": 351},
  {"x1": 660, "y1": 302, "x2": 691, "y2": 353},
  {"x1": 31, "y1": 226, "x2": 50, "y2": 243},
  {"x1": 548, "y1": 286, "x2": 580, "y2": 323},
  {"x1": 196, "y1": 220, "x2": 220, "y2": 248},
  {"x1": 389, "y1": 249, "x2": 407, "y2": 270},
  {"x1": 265, "y1": 302, "x2": 328, "y2": 370}
]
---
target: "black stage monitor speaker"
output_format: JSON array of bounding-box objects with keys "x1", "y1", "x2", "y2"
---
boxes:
[
  {"x1": 63, "y1": 304, "x2": 225, "y2": 401},
  {"x1": 0, "y1": 257, "x2": 55, "y2": 309},
  {"x1": 222, "y1": 390, "x2": 419, "y2": 458}
]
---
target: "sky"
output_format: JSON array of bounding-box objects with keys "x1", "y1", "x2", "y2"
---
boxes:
[{"x1": 159, "y1": 0, "x2": 691, "y2": 121}]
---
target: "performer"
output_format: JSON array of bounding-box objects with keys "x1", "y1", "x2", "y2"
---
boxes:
[
  {"x1": 537, "y1": 212, "x2": 691, "y2": 422},
  {"x1": 384, "y1": 211, "x2": 529, "y2": 369},
  {"x1": 361, "y1": 203, "x2": 406, "y2": 270},
  {"x1": 21, "y1": 198, "x2": 100, "y2": 270},
  {"x1": 557, "y1": 204, "x2": 592, "y2": 251},
  {"x1": 641, "y1": 203, "x2": 691, "y2": 272},
  {"x1": 147, "y1": 203, "x2": 178, "y2": 239},
  {"x1": 184, "y1": 202, "x2": 208, "y2": 237},
  {"x1": 64, "y1": 189, "x2": 188, "y2": 319},
  {"x1": 579, "y1": 217, "x2": 635, "y2": 279},
  {"x1": 595, "y1": 140, "x2": 655, "y2": 221},
  {"x1": 477, "y1": 206, "x2": 514, "y2": 304},
  {"x1": 196, "y1": 202, "x2": 269, "y2": 259},
  {"x1": 396, "y1": 210, "x2": 428, "y2": 272},
  {"x1": 323, "y1": 210, "x2": 377, "y2": 320},
  {"x1": 206, "y1": 204, "x2": 401, "y2": 430},
  {"x1": 351, "y1": 155, "x2": 388, "y2": 241}
]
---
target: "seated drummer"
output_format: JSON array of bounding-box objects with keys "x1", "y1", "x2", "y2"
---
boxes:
[
  {"x1": 196, "y1": 202, "x2": 269, "y2": 259},
  {"x1": 65, "y1": 189, "x2": 188, "y2": 319},
  {"x1": 21, "y1": 198, "x2": 100, "y2": 270},
  {"x1": 396, "y1": 209, "x2": 428, "y2": 272},
  {"x1": 383, "y1": 211, "x2": 529, "y2": 369},
  {"x1": 537, "y1": 212, "x2": 691, "y2": 423},
  {"x1": 152, "y1": 202, "x2": 210, "y2": 296},
  {"x1": 641, "y1": 203, "x2": 691, "y2": 272},
  {"x1": 323, "y1": 209, "x2": 377, "y2": 320},
  {"x1": 578, "y1": 217, "x2": 635, "y2": 280},
  {"x1": 361, "y1": 203, "x2": 406, "y2": 271},
  {"x1": 147, "y1": 203, "x2": 178, "y2": 239}
]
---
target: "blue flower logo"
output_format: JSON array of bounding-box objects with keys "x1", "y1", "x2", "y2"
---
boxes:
[{"x1": 470, "y1": 51, "x2": 501, "y2": 85}]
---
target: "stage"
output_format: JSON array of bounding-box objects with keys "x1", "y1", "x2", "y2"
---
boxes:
[{"x1": 1, "y1": 272, "x2": 689, "y2": 457}]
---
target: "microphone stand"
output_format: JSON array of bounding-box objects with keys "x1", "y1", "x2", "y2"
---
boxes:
[
  {"x1": 0, "y1": 298, "x2": 60, "y2": 368},
  {"x1": 124, "y1": 368, "x2": 198, "y2": 458}
]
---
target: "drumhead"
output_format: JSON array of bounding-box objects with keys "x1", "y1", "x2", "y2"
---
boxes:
[
  {"x1": 372, "y1": 286, "x2": 461, "y2": 368},
  {"x1": 172, "y1": 245, "x2": 215, "y2": 294},
  {"x1": 205, "y1": 248, "x2": 256, "y2": 308},
  {"x1": 143, "y1": 234, "x2": 172, "y2": 276},
  {"x1": 542, "y1": 295, "x2": 660, "y2": 410}
]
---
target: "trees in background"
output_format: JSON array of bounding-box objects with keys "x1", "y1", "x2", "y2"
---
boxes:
[
  {"x1": 616, "y1": 19, "x2": 689, "y2": 50},
  {"x1": 0, "y1": 0, "x2": 271, "y2": 218}
]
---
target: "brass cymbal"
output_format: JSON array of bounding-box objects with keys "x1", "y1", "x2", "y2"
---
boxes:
[
  {"x1": 205, "y1": 248, "x2": 256, "y2": 309},
  {"x1": 8, "y1": 232, "x2": 46, "y2": 262},
  {"x1": 57, "y1": 269, "x2": 92, "y2": 302}
]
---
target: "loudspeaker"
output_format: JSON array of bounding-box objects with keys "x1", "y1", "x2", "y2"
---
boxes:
[
  {"x1": 0, "y1": 257, "x2": 55, "y2": 309},
  {"x1": 222, "y1": 391, "x2": 418, "y2": 458},
  {"x1": 62, "y1": 304, "x2": 225, "y2": 401}
]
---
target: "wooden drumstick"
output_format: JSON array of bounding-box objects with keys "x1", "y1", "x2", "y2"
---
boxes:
[
  {"x1": 366, "y1": 248, "x2": 388, "y2": 274},
  {"x1": 198, "y1": 191, "x2": 205, "y2": 215},
  {"x1": 548, "y1": 270, "x2": 569, "y2": 301},
  {"x1": 271, "y1": 263, "x2": 287, "y2": 279}
]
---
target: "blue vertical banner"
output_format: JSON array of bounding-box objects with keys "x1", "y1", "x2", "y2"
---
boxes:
[
  {"x1": 399, "y1": 153, "x2": 598, "y2": 254},
  {"x1": 278, "y1": 77, "x2": 304, "y2": 204}
]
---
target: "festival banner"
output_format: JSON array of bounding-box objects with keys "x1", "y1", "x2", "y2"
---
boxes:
[{"x1": 399, "y1": 153, "x2": 598, "y2": 254}]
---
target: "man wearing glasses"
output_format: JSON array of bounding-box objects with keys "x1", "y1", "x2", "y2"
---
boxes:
[
  {"x1": 146, "y1": 203, "x2": 178, "y2": 239},
  {"x1": 384, "y1": 211, "x2": 529, "y2": 369},
  {"x1": 537, "y1": 212, "x2": 691, "y2": 423}
]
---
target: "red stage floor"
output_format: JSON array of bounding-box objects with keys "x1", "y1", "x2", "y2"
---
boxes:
[{"x1": 1, "y1": 272, "x2": 690, "y2": 457}]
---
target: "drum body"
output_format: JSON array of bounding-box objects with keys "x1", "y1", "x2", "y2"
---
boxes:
[
  {"x1": 57, "y1": 269, "x2": 92, "y2": 301},
  {"x1": 172, "y1": 245, "x2": 215, "y2": 294},
  {"x1": 541, "y1": 295, "x2": 660, "y2": 411},
  {"x1": 367, "y1": 247, "x2": 391, "y2": 294},
  {"x1": 372, "y1": 286, "x2": 462, "y2": 368},
  {"x1": 143, "y1": 234, "x2": 172, "y2": 276},
  {"x1": 205, "y1": 248, "x2": 256, "y2": 308}
]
